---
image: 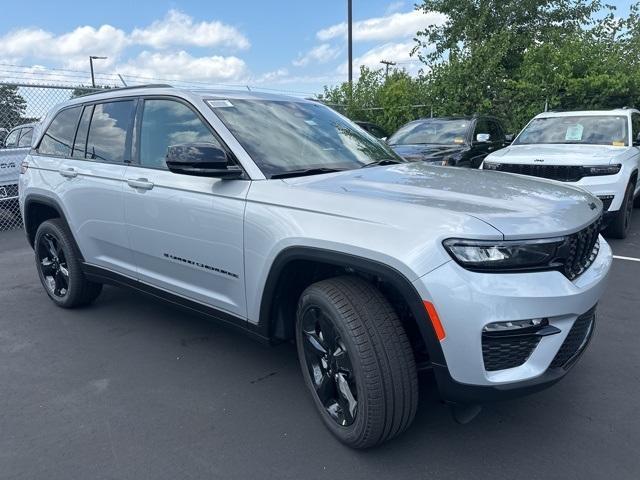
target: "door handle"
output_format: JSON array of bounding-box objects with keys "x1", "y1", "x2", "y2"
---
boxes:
[
  {"x1": 127, "y1": 178, "x2": 154, "y2": 190},
  {"x1": 59, "y1": 167, "x2": 78, "y2": 178}
]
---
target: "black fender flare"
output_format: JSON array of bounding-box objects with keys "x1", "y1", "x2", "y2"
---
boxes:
[{"x1": 257, "y1": 246, "x2": 447, "y2": 368}]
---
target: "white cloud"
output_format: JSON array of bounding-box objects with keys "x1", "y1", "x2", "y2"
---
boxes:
[
  {"x1": 293, "y1": 44, "x2": 341, "y2": 67},
  {"x1": 317, "y1": 10, "x2": 446, "y2": 42},
  {"x1": 337, "y1": 41, "x2": 424, "y2": 76},
  {"x1": 130, "y1": 9, "x2": 250, "y2": 50},
  {"x1": 117, "y1": 51, "x2": 248, "y2": 83},
  {"x1": 0, "y1": 25, "x2": 127, "y2": 68}
]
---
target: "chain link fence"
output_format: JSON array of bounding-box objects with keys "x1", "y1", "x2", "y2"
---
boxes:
[{"x1": 0, "y1": 83, "x2": 98, "y2": 231}]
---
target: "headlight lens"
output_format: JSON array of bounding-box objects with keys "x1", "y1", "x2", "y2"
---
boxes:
[
  {"x1": 482, "y1": 162, "x2": 500, "y2": 170},
  {"x1": 584, "y1": 164, "x2": 621, "y2": 176},
  {"x1": 443, "y1": 237, "x2": 565, "y2": 271}
]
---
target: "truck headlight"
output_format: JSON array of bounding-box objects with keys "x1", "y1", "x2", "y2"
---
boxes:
[
  {"x1": 443, "y1": 237, "x2": 565, "y2": 271},
  {"x1": 584, "y1": 164, "x2": 621, "y2": 176}
]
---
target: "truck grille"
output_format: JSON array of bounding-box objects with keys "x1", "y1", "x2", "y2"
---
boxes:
[
  {"x1": 482, "y1": 335, "x2": 541, "y2": 371},
  {"x1": 549, "y1": 306, "x2": 596, "y2": 369},
  {"x1": 493, "y1": 164, "x2": 586, "y2": 182},
  {"x1": 558, "y1": 217, "x2": 602, "y2": 281},
  {"x1": 0, "y1": 184, "x2": 18, "y2": 199}
]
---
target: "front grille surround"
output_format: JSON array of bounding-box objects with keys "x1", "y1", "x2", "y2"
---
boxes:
[
  {"x1": 491, "y1": 163, "x2": 618, "y2": 182},
  {"x1": 556, "y1": 216, "x2": 602, "y2": 280}
]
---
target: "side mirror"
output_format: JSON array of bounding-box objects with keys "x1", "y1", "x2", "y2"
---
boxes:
[
  {"x1": 381, "y1": 136, "x2": 388, "y2": 142},
  {"x1": 504, "y1": 134, "x2": 515, "y2": 142},
  {"x1": 476, "y1": 133, "x2": 491, "y2": 143},
  {"x1": 166, "y1": 143, "x2": 243, "y2": 179}
]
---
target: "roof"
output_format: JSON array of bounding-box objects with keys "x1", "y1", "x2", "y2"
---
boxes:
[{"x1": 536, "y1": 108, "x2": 639, "y2": 118}]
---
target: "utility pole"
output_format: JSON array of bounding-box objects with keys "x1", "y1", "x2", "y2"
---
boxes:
[
  {"x1": 348, "y1": 0, "x2": 353, "y2": 88},
  {"x1": 89, "y1": 56, "x2": 107, "y2": 88},
  {"x1": 380, "y1": 60, "x2": 396, "y2": 79}
]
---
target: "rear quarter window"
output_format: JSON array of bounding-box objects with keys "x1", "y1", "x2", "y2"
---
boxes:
[{"x1": 38, "y1": 107, "x2": 82, "y2": 157}]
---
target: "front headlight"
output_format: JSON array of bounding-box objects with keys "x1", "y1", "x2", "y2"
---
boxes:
[
  {"x1": 482, "y1": 162, "x2": 500, "y2": 170},
  {"x1": 584, "y1": 164, "x2": 621, "y2": 176},
  {"x1": 443, "y1": 237, "x2": 565, "y2": 271}
]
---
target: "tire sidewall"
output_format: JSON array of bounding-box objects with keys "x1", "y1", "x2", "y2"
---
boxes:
[
  {"x1": 34, "y1": 220, "x2": 80, "y2": 307},
  {"x1": 296, "y1": 288, "x2": 369, "y2": 445}
]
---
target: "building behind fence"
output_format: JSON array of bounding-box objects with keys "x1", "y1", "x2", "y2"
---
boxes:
[{"x1": 0, "y1": 83, "x2": 99, "y2": 231}]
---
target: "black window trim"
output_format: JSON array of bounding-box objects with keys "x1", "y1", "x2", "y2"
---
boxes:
[
  {"x1": 34, "y1": 105, "x2": 83, "y2": 158},
  {"x1": 131, "y1": 94, "x2": 244, "y2": 175}
]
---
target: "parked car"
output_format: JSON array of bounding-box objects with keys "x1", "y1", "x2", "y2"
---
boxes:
[
  {"x1": 1, "y1": 122, "x2": 37, "y2": 212},
  {"x1": 354, "y1": 120, "x2": 388, "y2": 140},
  {"x1": 20, "y1": 86, "x2": 611, "y2": 448},
  {"x1": 388, "y1": 116, "x2": 513, "y2": 168},
  {"x1": 482, "y1": 109, "x2": 640, "y2": 238}
]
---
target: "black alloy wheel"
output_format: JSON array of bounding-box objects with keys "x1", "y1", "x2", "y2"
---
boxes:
[
  {"x1": 37, "y1": 233, "x2": 69, "y2": 298},
  {"x1": 300, "y1": 305, "x2": 358, "y2": 426}
]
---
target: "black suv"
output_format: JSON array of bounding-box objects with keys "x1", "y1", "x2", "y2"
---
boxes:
[{"x1": 388, "y1": 116, "x2": 512, "y2": 168}]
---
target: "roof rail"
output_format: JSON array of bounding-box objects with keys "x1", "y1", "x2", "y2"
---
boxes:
[{"x1": 76, "y1": 84, "x2": 174, "y2": 98}]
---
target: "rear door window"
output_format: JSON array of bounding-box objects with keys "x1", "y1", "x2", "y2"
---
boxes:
[
  {"x1": 38, "y1": 107, "x2": 82, "y2": 156},
  {"x1": 85, "y1": 100, "x2": 136, "y2": 163},
  {"x1": 4, "y1": 128, "x2": 20, "y2": 148},
  {"x1": 18, "y1": 128, "x2": 33, "y2": 147}
]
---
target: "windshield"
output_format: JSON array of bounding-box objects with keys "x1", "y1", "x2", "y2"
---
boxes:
[
  {"x1": 515, "y1": 115, "x2": 629, "y2": 146},
  {"x1": 388, "y1": 119, "x2": 470, "y2": 145},
  {"x1": 208, "y1": 99, "x2": 401, "y2": 178}
]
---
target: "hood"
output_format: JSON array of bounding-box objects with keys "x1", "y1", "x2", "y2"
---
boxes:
[
  {"x1": 390, "y1": 144, "x2": 466, "y2": 163},
  {"x1": 486, "y1": 143, "x2": 627, "y2": 165},
  {"x1": 285, "y1": 163, "x2": 601, "y2": 239}
]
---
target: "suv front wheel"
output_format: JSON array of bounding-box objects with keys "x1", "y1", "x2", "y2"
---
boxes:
[
  {"x1": 296, "y1": 276, "x2": 418, "y2": 448},
  {"x1": 606, "y1": 182, "x2": 635, "y2": 239},
  {"x1": 34, "y1": 219, "x2": 103, "y2": 308}
]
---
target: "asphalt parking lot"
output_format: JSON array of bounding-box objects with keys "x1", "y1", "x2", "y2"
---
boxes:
[{"x1": 1, "y1": 219, "x2": 639, "y2": 480}]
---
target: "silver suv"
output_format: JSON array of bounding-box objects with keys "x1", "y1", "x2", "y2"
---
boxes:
[
  {"x1": 19, "y1": 85, "x2": 612, "y2": 448},
  {"x1": 1, "y1": 122, "x2": 37, "y2": 212}
]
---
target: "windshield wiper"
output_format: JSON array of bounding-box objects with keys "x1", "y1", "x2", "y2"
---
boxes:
[
  {"x1": 270, "y1": 167, "x2": 346, "y2": 179},
  {"x1": 361, "y1": 159, "x2": 403, "y2": 168}
]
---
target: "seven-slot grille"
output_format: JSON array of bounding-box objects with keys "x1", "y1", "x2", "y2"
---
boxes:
[
  {"x1": 558, "y1": 216, "x2": 602, "y2": 280},
  {"x1": 492, "y1": 164, "x2": 586, "y2": 182}
]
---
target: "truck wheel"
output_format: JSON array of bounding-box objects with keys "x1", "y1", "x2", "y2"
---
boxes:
[
  {"x1": 34, "y1": 219, "x2": 102, "y2": 308},
  {"x1": 605, "y1": 182, "x2": 634, "y2": 239},
  {"x1": 296, "y1": 276, "x2": 418, "y2": 448}
]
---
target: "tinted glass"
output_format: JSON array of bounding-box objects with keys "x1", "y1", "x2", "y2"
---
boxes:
[
  {"x1": 18, "y1": 128, "x2": 33, "y2": 147},
  {"x1": 85, "y1": 101, "x2": 134, "y2": 163},
  {"x1": 211, "y1": 99, "x2": 400, "y2": 177},
  {"x1": 39, "y1": 107, "x2": 81, "y2": 156},
  {"x1": 487, "y1": 120, "x2": 504, "y2": 142},
  {"x1": 474, "y1": 119, "x2": 489, "y2": 136},
  {"x1": 139, "y1": 99, "x2": 221, "y2": 169},
  {"x1": 72, "y1": 105, "x2": 93, "y2": 158},
  {"x1": 388, "y1": 119, "x2": 470, "y2": 146},
  {"x1": 4, "y1": 129, "x2": 20, "y2": 147},
  {"x1": 632, "y1": 113, "x2": 640, "y2": 144},
  {"x1": 515, "y1": 116, "x2": 629, "y2": 146}
]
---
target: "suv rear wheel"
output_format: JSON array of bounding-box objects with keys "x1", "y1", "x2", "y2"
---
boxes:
[
  {"x1": 295, "y1": 276, "x2": 418, "y2": 448},
  {"x1": 606, "y1": 182, "x2": 634, "y2": 239},
  {"x1": 34, "y1": 219, "x2": 102, "y2": 308}
]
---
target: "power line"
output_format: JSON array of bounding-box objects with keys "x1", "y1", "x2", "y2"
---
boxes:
[{"x1": 380, "y1": 60, "x2": 397, "y2": 78}]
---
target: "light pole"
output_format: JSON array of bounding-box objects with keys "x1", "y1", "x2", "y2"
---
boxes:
[
  {"x1": 348, "y1": 0, "x2": 353, "y2": 88},
  {"x1": 89, "y1": 56, "x2": 107, "y2": 88}
]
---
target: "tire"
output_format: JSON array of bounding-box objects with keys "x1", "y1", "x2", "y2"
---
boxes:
[
  {"x1": 605, "y1": 182, "x2": 635, "y2": 239},
  {"x1": 34, "y1": 219, "x2": 102, "y2": 308},
  {"x1": 295, "y1": 275, "x2": 418, "y2": 448}
]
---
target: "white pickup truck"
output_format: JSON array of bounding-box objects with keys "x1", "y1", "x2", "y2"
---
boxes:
[
  {"x1": 0, "y1": 123, "x2": 37, "y2": 214},
  {"x1": 482, "y1": 109, "x2": 640, "y2": 238}
]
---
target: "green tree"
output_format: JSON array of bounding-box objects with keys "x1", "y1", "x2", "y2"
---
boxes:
[{"x1": 0, "y1": 85, "x2": 27, "y2": 131}]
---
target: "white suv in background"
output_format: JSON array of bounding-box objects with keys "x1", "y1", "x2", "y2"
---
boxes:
[{"x1": 483, "y1": 109, "x2": 640, "y2": 238}]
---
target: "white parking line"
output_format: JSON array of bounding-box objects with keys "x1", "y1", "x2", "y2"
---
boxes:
[{"x1": 613, "y1": 255, "x2": 640, "y2": 263}]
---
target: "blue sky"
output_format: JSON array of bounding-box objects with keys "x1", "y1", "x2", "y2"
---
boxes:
[{"x1": 0, "y1": 0, "x2": 634, "y2": 96}]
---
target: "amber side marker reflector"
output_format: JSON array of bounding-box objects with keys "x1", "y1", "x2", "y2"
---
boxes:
[{"x1": 423, "y1": 300, "x2": 446, "y2": 341}]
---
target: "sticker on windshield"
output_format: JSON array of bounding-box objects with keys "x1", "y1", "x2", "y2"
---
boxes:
[
  {"x1": 453, "y1": 137, "x2": 464, "y2": 144},
  {"x1": 207, "y1": 99, "x2": 234, "y2": 108},
  {"x1": 565, "y1": 124, "x2": 584, "y2": 141},
  {"x1": 612, "y1": 140, "x2": 625, "y2": 147}
]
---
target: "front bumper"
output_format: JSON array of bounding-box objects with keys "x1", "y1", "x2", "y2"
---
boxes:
[
  {"x1": 568, "y1": 171, "x2": 627, "y2": 212},
  {"x1": 412, "y1": 236, "x2": 612, "y2": 403}
]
